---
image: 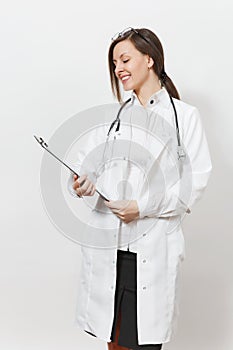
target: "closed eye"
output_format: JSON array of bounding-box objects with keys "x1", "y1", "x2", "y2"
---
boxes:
[{"x1": 112, "y1": 58, "x2": 130, "y2": 67}]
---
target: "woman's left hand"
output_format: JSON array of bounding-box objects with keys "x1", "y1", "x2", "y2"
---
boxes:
[{"x1": 104, "y1": 200, "x2": 139, "y2": 224}]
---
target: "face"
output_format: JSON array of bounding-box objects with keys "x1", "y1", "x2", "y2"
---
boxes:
[{"x1": 112, "y1": 39, "x2": 153, "y2": 92}]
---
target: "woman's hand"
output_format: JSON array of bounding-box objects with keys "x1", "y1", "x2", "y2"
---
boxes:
[
  {"x1": 104, "y1": 200, "x2": 139, "y2": 224},
  {"x1": 72, "y1": 174, "x2": 96, "y2": 197}
]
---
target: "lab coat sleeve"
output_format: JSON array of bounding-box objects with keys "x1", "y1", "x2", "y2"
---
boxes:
[
  {"x1": 137, "y1": 107, "x2": 212, "y2": 218},
  {"x1": 67, "y1": 127, "x2": 103, "y2": 198}
]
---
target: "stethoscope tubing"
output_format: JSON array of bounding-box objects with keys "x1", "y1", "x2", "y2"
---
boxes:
[{"x1": 107, "y1": 94, "x2": 183, "y2": 157}]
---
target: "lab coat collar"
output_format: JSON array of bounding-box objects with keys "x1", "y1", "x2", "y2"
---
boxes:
[{"x1": 130, "y1": 87, "x2": 171, "y2": 109}]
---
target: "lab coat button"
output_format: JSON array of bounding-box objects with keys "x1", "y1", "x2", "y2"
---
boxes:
[
  {"x1": 142, "y1": 233, "x2": 147, "y2": 237},
  {"x1": 110, "y1": 285, "x2": 114, "y2": 289},
  {"x1": 142, "y1": 286, "x2": 147, "y2": 290},
  {"x1": 142, "y1": 259, "x2": 147, "y2": 263},
  {"x1": 150, "y1": 99, "x2": 154, "y2": 104}
]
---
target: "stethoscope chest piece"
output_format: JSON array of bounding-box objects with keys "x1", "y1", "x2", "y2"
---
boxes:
[{"x1": 177, "y1": 146, "x2": 186, "y2": 161}]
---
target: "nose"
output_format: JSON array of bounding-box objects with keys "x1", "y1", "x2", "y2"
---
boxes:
[{"x1": 114, "y1": 61, "x2": 124, "y2": 77}]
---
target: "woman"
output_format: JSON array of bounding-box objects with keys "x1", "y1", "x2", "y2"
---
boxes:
[{"x1": 70, "y1": 28, "x2": 212, "y2": 350}]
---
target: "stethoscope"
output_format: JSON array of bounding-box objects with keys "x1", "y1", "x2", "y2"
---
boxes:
[{"x1": 107, "y1": 93, "x2": 186, "y2": 161}]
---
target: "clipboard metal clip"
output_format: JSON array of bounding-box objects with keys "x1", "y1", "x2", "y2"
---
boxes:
[{"x1": 34, "y1": 136, "x2": 48, "y2": 149}]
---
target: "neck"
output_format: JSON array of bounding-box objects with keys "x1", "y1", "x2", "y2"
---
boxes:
[{"x1": 134, "y1": 75, "x2": 162, "y2": 107}]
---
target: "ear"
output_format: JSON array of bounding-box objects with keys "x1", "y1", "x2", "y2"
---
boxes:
[{"x1": 147, "y1": 56, "x2": 154, "y2": 69}]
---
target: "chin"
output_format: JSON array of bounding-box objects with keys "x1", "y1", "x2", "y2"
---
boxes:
[{"x1": 122, "y1": 84, "x2": 134, "y2": 92}]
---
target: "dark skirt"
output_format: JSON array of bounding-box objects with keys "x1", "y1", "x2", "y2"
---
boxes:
[{"x1": 109, "y1": 249, "x2": 163, "y2": 350}]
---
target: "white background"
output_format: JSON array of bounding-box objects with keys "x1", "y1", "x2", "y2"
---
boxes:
[{"x1": 1, "y1": 0, "x2": 233, "y2": 349}]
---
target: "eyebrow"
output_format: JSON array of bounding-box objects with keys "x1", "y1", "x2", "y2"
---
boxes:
[{"x1": 112, "y1": 52, "x2": 130, "y2": 63}]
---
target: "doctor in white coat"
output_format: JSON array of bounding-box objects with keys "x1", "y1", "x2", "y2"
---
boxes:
[{"x1": 69, "y1": 28, "x2": 212, "y2": 350}]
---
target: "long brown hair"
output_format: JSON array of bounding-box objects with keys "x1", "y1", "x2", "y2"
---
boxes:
[{"x1": 108, "y1": 28, "x2": 180, "y2": 102}]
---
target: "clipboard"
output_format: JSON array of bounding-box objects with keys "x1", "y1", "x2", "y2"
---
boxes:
[{"x1": 34, "y1": 135, "x2": 109, "y2": 202}]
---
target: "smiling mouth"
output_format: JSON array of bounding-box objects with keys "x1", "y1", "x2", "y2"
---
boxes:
[{"x1": 121, "y1": 75, "x2": 131, "y2": 83}]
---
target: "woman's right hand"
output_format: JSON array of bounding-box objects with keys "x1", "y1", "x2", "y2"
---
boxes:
[{"x1": 72, "y1": 174, "x2": 96, "y2": 197}]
